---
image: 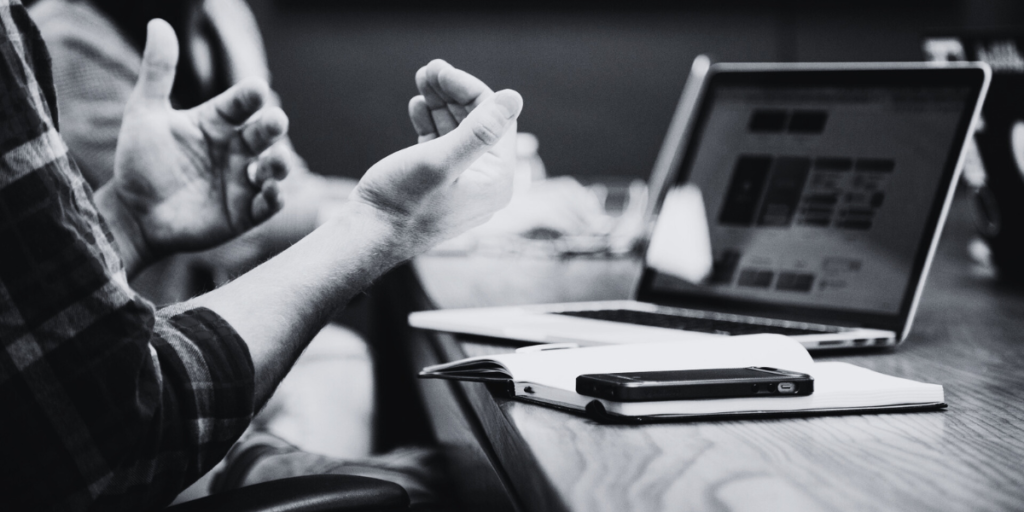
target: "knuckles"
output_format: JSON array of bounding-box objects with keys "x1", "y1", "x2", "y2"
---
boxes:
[
  {"x1": 468, "y1": 109, "x2": 505, "y2": 146},
  {"x1": 470, "y1": 121, "x2": 502, "y2": 146}
]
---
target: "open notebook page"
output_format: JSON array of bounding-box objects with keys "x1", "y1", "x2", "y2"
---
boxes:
[{"x1": 517, "y1": 362, "x2": 943, "y2": 417}]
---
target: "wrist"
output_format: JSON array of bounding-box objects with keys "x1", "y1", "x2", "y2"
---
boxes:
[
  {"x1": 94, "y1": 185, "x2": 156, "y2": 277},
  {"x1": 323, "y1": 200, "x2": 421, "y2": 268}
]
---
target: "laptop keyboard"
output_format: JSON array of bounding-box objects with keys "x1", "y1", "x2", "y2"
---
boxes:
[{"x1": 554, "y1": 309, "x2": 838, "y2": 336}]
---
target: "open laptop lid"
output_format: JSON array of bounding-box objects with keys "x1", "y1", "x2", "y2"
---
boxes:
[{"x1": 635, "y1": 62, "x2": 990, "y2": 340}]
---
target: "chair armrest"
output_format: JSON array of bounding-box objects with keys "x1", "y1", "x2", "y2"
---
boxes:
[{"x1": 165, "y1": 475, "x2": 409, "y2": 512}]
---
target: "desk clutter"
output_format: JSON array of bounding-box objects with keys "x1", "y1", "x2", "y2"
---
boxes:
[
  {"x1": 418, "y1": 335, "x2": 944, "y2": 423},
  {"x1": 426, "y1": 133, "x2": 650, "y2": 259}
]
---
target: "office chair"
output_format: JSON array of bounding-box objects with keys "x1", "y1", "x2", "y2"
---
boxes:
[{"x1": 164, "y1": 474, "x2": 409, "y2": 512}]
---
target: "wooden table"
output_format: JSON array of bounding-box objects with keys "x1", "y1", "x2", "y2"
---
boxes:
[{"x1": 404, "y1": 190, "x2": 1024, "y2": 512}]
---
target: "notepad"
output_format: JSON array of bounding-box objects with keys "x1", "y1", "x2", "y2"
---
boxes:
[{"x1": 419, "y1": 335, "x2": 945, "y2": 421}]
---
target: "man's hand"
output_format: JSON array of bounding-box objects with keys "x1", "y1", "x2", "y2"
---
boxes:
[
  {"x1": 195, "y1": 60, "x2": 522, "y2": 401},
  {"x1": 349, "y1": 60, "x2": 523, "y2": 257},
  {"x1": 95, "y1": 19, "x2": 289, "y2": 275}
]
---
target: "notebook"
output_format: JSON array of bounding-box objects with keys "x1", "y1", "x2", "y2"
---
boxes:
[
  {"x1": 411, "y1": 60, "x2": 991, "y2": 350},
  {"x1": 419, "y1": 334, "x2": 945, "y2": 422}
]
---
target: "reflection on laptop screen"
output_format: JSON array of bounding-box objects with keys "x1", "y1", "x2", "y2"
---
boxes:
[{"x1": 649, "y1": 84, "x2": 972, "y2": 315}]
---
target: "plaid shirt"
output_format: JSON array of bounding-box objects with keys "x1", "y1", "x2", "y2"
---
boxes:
[{"x1": 0, "y1": 2, "x2": 256, "y2": 510}]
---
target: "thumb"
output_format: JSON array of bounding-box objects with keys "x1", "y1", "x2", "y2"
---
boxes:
[
  {"x1": 420, "y1": 89, "x2": 523, "y2": 180},
  {"x1": 132, "y1": 19, "x2": 179, "y2": 105}
]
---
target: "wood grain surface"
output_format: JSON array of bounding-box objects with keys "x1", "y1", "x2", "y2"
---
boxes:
[{"x1": 410, "y1": 191, "x2": 1024, "y2": 512}]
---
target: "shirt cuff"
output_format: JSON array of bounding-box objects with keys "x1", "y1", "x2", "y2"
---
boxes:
[{"x1": 156, "y1": 305, "x2": 256, "y2": 437}]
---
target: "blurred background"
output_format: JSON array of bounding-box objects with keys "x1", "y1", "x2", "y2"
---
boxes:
[{"x1": 247, "y1": 0, "x2": 1023, "y2": 184}]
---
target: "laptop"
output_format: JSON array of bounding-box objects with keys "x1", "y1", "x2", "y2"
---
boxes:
[{"x1": 411, "y1": 60, "x2": 991, "y2": 350}]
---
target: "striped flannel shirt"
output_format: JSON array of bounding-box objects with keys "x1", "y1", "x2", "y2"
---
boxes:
[{"x1": 0, "y1": 1, "x2": 256, "y2": 510}]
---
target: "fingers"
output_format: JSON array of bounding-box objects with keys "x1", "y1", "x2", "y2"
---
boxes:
[
  {"x1": 245, "y1": 147, "x2": 290, "y2": 226},
  {"x1": 429, "y1": 66, "x2": 471, "y2": 127},
  {"x1": 416, "y1": 65, "x2": 458, "y2": 135},
  {"x1": 416, "y1": 60, "x2": 454, "y2": 108},
  {"x1": 213, "y1": 78, "x2": 271, "y2": 124},
  {"x1": 250, "y1": 179, "x2": 284, "y2": 225},
  {"x1": 436, "y1": 65, "x2": 492, "y2": 107},
  {"x1": 239, "y1": 107, "x2": 289, "y2": 156},
  {"x1": 409, "y1": 96, "x2": 438, "y2": 142},
  {"x1": 192, "y1": 78, "x2": 274, "y2": 142},
  {"x1": 132, "y1": 19, "x2": 179, "y2": 105},
  {"x1": 415, "y1": 59, "x2": 494, "y2": 136},
  {"x1": 247, "y1": 148, "x2": 290, "y2": 186},
  {"x1": 417, "y1": 59, "x2": 492, "y2": 107},
  {"x1": 414, "y1": 89, "x2": 523, "y2": 182}
]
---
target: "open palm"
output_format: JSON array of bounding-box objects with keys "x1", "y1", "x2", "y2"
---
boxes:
[
  {"x1": 351, "y1": 60, "x2": 521, "y2": 248},
  {"x1": 110, "y1": 20, "x2": 289, "y2": 258}
]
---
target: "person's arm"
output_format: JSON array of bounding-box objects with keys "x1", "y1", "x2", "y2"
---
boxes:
[
  {"x1": 0, "y1": 8, "x2": 257, "y2": 511},
  {"x1": 192, "y1": 60, "x2": 523, "y2": 402},
  {"x1": 197, "y1": 143, "x2": 360, "y2": 276},
  {"x1": 89, "y1": 20, "x2": 291, "y2": 278},
  {"x1": 35, "y1": 5, "x2": 352, "y2": 278}
]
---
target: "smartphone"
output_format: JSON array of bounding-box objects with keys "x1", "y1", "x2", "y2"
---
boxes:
[{"x1": 575, "y1": 367, "x2": 814, "y2": 402}]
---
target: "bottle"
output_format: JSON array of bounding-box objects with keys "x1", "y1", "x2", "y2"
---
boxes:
[{"x1": 514, "y1": 132, "x2": 546, "y2": 198}]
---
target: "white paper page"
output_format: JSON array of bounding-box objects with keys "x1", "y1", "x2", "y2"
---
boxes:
[{"x1": 515, "y1": 362, "x2": 943, "y2": 416}]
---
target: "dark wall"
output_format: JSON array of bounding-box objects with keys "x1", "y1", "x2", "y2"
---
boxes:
[{"x1": 246, "y1": 1, "x2": 1023, "y2": 182}]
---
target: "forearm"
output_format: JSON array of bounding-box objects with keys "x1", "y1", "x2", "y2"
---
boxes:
[{"x1": 190, "y1": 201, "x2": 412, "y2": 402}]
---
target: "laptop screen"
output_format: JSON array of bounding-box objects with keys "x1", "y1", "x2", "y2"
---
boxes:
[{"x1": 639, "y1": 66, "x2": 986, "y2": 331}]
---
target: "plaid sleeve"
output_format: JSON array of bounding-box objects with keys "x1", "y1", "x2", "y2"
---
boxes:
[{"x1": 0, "y1": 2, "x2": 255, "y2": 511}]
